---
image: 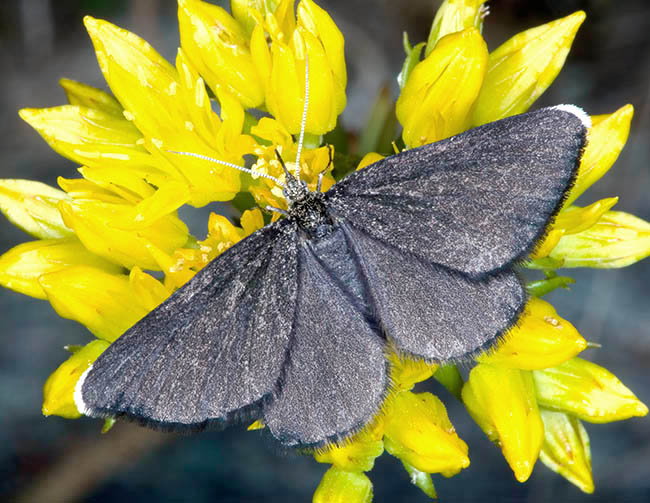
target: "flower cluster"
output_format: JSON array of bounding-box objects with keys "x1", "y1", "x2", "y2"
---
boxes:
[{"x1": 1, "y1": 0, "x2": 648, "y2": 501}]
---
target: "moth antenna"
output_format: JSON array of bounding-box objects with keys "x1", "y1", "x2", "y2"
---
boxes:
[
  {"x1": 295, "y1": 56, "x2": 309, "y2": 175},
  {"x1": 265, "y1": 205, "x2": 289, "y2": 216},
  {"x1": 166, "y1": 150, "x2": 285, "y2": 187},
  {"x1": 275, "y1": 148, "x2": 292, "y2": 179},
  {"x1": 317, "y1": 145, "x2": 334, "y2": 193}
]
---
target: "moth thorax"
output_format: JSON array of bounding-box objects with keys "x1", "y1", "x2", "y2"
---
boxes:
[{"x1": 288, "y1": 191, "x2": 334, "y2": 239}]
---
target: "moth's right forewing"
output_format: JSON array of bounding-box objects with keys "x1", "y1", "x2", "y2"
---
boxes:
[
  {"x1": 326, "y1": 108, "x2": 588, "y2": 277},
  {"x1": 79, "y1": 220, "x2": 300, "y2": 429}
]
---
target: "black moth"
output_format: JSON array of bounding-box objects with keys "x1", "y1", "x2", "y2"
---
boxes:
[{"x1": 75, "y1": 105, "x2": 589, "y2": 447}]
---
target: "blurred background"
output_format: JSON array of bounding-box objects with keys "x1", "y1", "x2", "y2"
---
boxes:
[{"x1": 1, "y1": 0, "x2": 649, "y2": 501}]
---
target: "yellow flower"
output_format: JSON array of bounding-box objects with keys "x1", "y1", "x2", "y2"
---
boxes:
[
  {"x1": 178, "y1": 0, "x2": 265, "y2": 108},
  {"x1": 534, "y1": 358, "x2": 648, "y2": 423},
  {"x1": 462, "y1": 364, "x2": 543, "y2": 482},
  {"x1": 478, "y1": 297, "x2": 587, "y2": 370},
  {"x1": 396, "y1": 28, "x2": 488, "y2": 147},
  {"x1": 42, "y1": 339, "x2": 110, "y2": 419},
  {"x1": 312, "y1": 467, "x2": 373, "y2": 503},
  {"x1": 539, "y1": 409, "x2": 594, "y2": 494},
  {"x1": 472, "y1": 11, "x2": 585, "y2": 125},
  {"x1": 252, "y1": 0, "x2": 346, "y2": 135}
]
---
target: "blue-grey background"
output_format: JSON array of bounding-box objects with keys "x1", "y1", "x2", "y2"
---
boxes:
[{"x1": 1, "y1": 0, "x2": 649, "y2": 501}]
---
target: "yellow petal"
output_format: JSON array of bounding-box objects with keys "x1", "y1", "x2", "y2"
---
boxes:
[
  {"x1": 462, "y1": 364, "x2": 543, "y2": 481},
  {"x1": 106, "y1": 181, "x2": 191, "y2": 230},
  {"x1": 39, "y1": 265, "x2": 153, "y2": 342},
  {"x1": 297, "y1": 0, "x2": 346, "y2": 105},
  {"x1": 534, "y1": 357, "x2": 648, "y2": 423},
  {"x1": 250, "y1": 23, "x2": 272, "y2": 85},
  {"x1": 312, "y1": 467, "x2": 373, "y2": 503},
  {"x1": 389, "y1": 353, "x2": 438, "y2": 391},
  {"x1": 178, "y1": 0, "x2": 264, "y2": 108},
  {"x1": 129, "y1": 266, "x2": 171, "y2": 311},
  {"x1": 59, "y1": 200, "x2": 188, "y2": 270},
  {"x1": 478, "y1": 297, "x2": 587, "y2": 370},
  {"x1": 84, "y1": 16, "x2": 177, "y2": 139},
  {"x1": 565, "y1": 104, "x2": 634, "y2": 206},
  {"x1": 426, "y1": 0, "x2": 487, "y2": 55},
  {"x1": 314, "y1": 436, "x2": 384, "y2": 472},
  {"x1": 383, "y1": 391, "x2": 469, "y2": 476},
  {"x1": 554, "y1": 198, "x2": 619, "y2": 235},
  {"x1": 539, "y1": 409, "x2": 594, "y2": 494},
  {"x1": 530, "y1": 229, "x2": 565, "y2": 260},
  {"x1": 42, "y1": 339, "x2": 110, "y2": 418},
  {"x1": 397, "y1": 28, "x2": 488, "y2": 147},
  {"x1": 0, "y1": 179, "x2": 72, "y2": 239},
  {"x1": 549, "y1": 210, "x2": 650, "y2": 268},
  {"x1": 19, "y1": 105, "x2": 150, "y2": 170},
  {"x1": 230, "y1": 0, "x2": 272, "y2": 37},
  {"x1": 0, "y1": 239, "x2": 123, "y2": 299},
  {"x1": 356, "y1": 153, "x2": 385, "y2": 171},
  {"x1": 78, "y1": 165, "x2": 163, "y2": 202},
  {"x1": 473, "y1": 11, "x2": 585, "y2": 125},
  {"x1": 59, "y1": 78, "x2": 123, "y2": 115}
]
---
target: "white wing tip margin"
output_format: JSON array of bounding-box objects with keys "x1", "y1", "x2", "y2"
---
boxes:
[
  {"x1": 552, "y1": 104, "x2": 592, "y2": 129},
  {"x1": 74, "y1": 365, "x2": 93, "y2": 416}
]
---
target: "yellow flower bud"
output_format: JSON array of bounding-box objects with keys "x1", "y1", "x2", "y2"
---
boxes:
[
  {"x1": 549, "y1": 210, "x2": 650, "y2": 268},
  {"x1": 0, "y1": 239, "x2": 122, "y2": 299},
  {"x1": 539, "y1": 409, "x2": 594, "y2": 494},
  {"x1": 565, "y1": 104, "x2": 634, "y2": 207},
  {"x1": 59, "y1": 78, "x2": 123, "y2": 115},
  {"x1": 554, "y1": 198, "x2": 619, "y2": 235},
  {"x1": 178, "y1": 0, "x2": 264, "y2": 108},
  {"x1": 478, "y1": 298, "x2": 587, "y2": 370},
  {"x1": 263, "y1": 0, "x2": 346, "y2": 135},
  {"x1": 383, "y1": 391, "x2": 469, "y2": 476},
  {"x1": 58, "y1": 199, "x2": 188, "y2": 271},
  {"x1": 39, "y1": 266, "x2": 156, "y2": 341},
  {"x1": 0, "y1": 180, "x2": 72, "y2": 239},
  {"x1": 462, "y1": 364, "x2": 543, "y2": 482},
  {"x1": 42, "y1": 339, "x2": 110, "y2": 419},
  {"x1": 426, "y1": 0, "x2": 487, "y2": 55},
  {"x1": 19, "y1": 105, "x2": 150, "y2": 170},
  {"x1": 297, "y1": 0, "x2": 346, "y2": 104},
  {"x1": 397, "y1": 28, "x2": 488, "y2": 147},
  {"x1": 534, "y1": 357, "x2": 648, "y2": 423},
  {"x1": 230, "y1": 0, "x2": 276, "y2": 37},
  {"x1": 473, "y1": 11, "x2": 585, "y2": 125},
  {"x1": 356, "y1": 153, "x2": 385, "y2": 171},
  {"x1": 312, "y1": 467, "x2": 373, "y2": 503}
]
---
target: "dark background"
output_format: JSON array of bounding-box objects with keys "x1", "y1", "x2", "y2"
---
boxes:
[{"x1": 1, "y1": 0, "x2": 649, "y2": 501}]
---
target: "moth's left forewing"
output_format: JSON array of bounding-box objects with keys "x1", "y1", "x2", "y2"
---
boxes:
[
  {"x1": 77, "y1": 220, "x2": 300, "y2": 429},
  {"x1": 325, "y1": 107, "x2": 589, "y2": 278}
]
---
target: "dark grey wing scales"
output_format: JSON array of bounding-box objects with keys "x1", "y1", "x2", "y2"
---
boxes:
[
  {"x1": 342, "y1": 223, "x2": 526, "y2": 361},
  {"x1": 326, "y1": 107, "x2": 588, "y2": 277},
  {"x1": 263, "y1": 239, "x2": 388, "y2": 447},
  {"x1": 80, "y1": 219, "x2": 299, "y2": 427}
]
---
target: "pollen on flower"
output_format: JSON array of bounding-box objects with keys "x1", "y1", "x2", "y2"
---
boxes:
[
  {"x1": 185, "y1": 121, "x2": 194, "y2": 131},
  {"x1": 123, "y1": 110, "x2": 135, "y2": 121},
  {"x1": 167, "y1": 81, "x2": 178, "y2": 96}
]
